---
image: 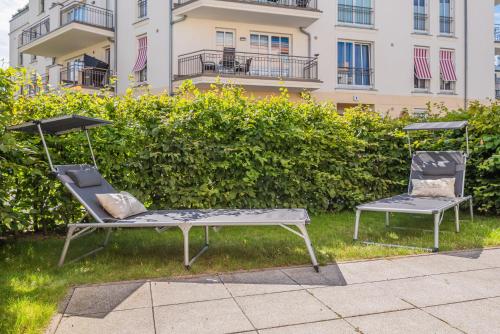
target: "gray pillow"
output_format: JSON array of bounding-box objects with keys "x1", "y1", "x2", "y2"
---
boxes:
[
  {"x1": 422, "y1": 161, "x2": 456, "y2": 176},
  {"x1": 66, "y1": 168, "x2": 102, "y2": 188}
]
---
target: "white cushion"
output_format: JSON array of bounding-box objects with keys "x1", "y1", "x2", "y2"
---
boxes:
[
  {"x1": 96, "y1": 191, "x2": 147, "y2": 219},
  {"x1": 411, "y1": 178, "x2": 456, "y2": 198}
]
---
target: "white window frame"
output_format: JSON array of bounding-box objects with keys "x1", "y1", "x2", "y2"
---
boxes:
[
  {"x1": 249, "y1": 32, "x2": 291, "y2": 55},
  {"x1": 215, "y1": 29, "x2": 236, "y2": 49},
  {"x1": 439, "y1": 0, "x2": 455, "y2": 36},
  {"x1": 337, "y1": 0, "x2": 374, "y2": 27},
  {"x1": 337, "y1": 40, "x2": 373, "y2": 88},
  {"x1": 439, "y1": 48, "x2": 456, "y2": 93},
  {"x1": 414, "y1": 46, "x2": 431, "y2": 92},
  {"x1": 413, "y1": 0, "x2": 429, "y2": 32},
  {"x1": 138, "y1": 0, "x2": 148, "y2": 19}
]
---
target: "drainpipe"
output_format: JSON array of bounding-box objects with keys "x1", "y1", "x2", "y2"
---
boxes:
[
  {"x1": 114, "y1": 0, "x2": 118, "y2": 93},
  {"x1": 169, "y1": 0, "x2": 187, "y2": 96},
  {"x1": 464, "y1": 0, "x2": 468, "y2": 110},
  {"x1": 299, "y1": 27, "x2": 312, "y2": 58}
]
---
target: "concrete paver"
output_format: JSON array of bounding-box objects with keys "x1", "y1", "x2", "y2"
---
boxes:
[
  {"x1": 348, "y1": 309, "x2": 462, "y2": 334},
  {"x1": 220, "y1": 269, "x2": 301, "y2": 297},
  {"x1": 51, "y1": 248, "x2": 500, "y2": 334},
  {"x1": 426, "y1": 299, "x2": 500, "y2": 334},
  {"x1": 236, "y1": 290, "x2": 337, "y2": 329},
  {"x1": 56, "y1": 308, "x2": 155, "y2": 334},
  {"x1": 310, "y1": 283, "x2": 413, "y2": 317},
  {"x1": 258, "y1": 319, "x2": 357, "y2": 334},
  {"x1": 154, "y1": 298, "x2": 254, "y2": 334}
]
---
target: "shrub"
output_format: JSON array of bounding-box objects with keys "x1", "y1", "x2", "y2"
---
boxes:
[{"x1": 0, "y1": 70, "x2": 498, "y2": 235}]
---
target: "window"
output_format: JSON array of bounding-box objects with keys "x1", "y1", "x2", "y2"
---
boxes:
[
  {"x1": 439, "y1": 0, "x2": 454, "y2": 35},
  {"x1": 337, "y1": 41, "x2": 372, "y2": 87},
  {"x1": 104, "y1": 47, "x2": 111, "y2": 65},
  {"x1": 138, "y1": 0, "x2": 147, "y2": 18},
  {"x1": 39, "y1": 0, "x2": 45, "y2": 13},
  {"x1": 216, "y1": 30, "x2": 235, "y2": 49},
  {"x1": 19, "y1": 52, "x2": 24, "y2": 66},
  {"x1": 413, "y1": 108, "x2": 428, "y2": 118},
  {"x1": 250, "y1": 33, "x2": 290, "y2": 55},
  {"x1": 413, "y1": 0, "x2": 428, "y2": 32},
  {"x1": 338, "y1": 0, "x2": 373, "y2": 26},
  {"x1": 414, "y1": 47, "x2": 431, "y2": 91},
  {"x1": 439, "y1": 49, "x2": 457, "y2": 92},
  {"x1": 133, "y1": 36, "x2": 147, "y2": 82}
]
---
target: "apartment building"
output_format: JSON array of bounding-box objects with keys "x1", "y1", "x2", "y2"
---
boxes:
[{"x1": 9, "y1": 0, "x2": 495, "y2": 116}]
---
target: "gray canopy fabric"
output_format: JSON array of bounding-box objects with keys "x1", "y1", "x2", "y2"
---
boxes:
[
  {"x1": 403, "y1": 121, "x2": 468, "y2": 132},
  {"x1": 7, "y1": 115, "x2": 111, "y2": 135}
]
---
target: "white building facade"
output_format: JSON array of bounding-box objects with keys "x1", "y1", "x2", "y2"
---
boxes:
[{"x1": 9, "y1": 0, "x2": 495, "y2": 116}]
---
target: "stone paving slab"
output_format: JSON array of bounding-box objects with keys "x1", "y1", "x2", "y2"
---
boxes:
[
  {"x1": 425, "y1": 299, "x2": 500, "y2": 334},
  {"x1": 236, "y1": 290, "x2": 337, "y2": 329},
  {"x1": 220, "y1": 269, "x2": 301, "y2": 297},
  {"x1": 258, "y1": 319, "x2": 357, "y2": 334},
  {"x1": 348, "y1": 309, "x2": 462, "y2": 334},
  {"x1": 51, "y1": 248, "x2": 500, "y2": 334},
  {"x1": 309, "y1": 283, "x2": 413, "y2": 317},
  {"x1": 56, "y1": 308, "x2": 155, "y2": 334},
  {"x1": 154, "y1": 298, "x2": 254, "y2": 334}
]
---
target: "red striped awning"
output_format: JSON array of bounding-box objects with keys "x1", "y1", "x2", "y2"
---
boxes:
[
  {"x1": 133, "y1": 37, "x2": 147, "y2": 72},
  {"x1": 440, "y1": 49, "x2": 457, "y2": 82},
  {"x1": 414, "y1": 48, "x2": 432, "y2": 80}
]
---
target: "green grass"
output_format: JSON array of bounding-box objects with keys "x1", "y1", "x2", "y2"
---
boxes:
[{"x1": 1, "y1": 211, "x2": 500, "y2": 334}]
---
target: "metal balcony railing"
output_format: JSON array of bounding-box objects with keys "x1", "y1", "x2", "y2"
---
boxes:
[
  {"x1": 174, "y1": 0, "x2": 318, "y2": 10},
  {"x1": 439, "y1": 16, "x2": 454, "y2": 35},
  {"x1": 60, "y1": 67, "x2": 113, "y2": 89},
  {"x1": 177, "y1": 50, "x2": 319, "y2": 81},
  {"x1": 337, "y1": 67, "x2": 373, "y2": 87},
  {"x1": 18, "y1": 18, "x2": 50, "y2": 47},
  {"x1": 495, "y1": 24, "x2": 500, "y2": 42},
  {"x1": 413, "y1": 12, "x2": 428, "y2": 31},
  {"x1": 61, "y1": 2, "x2": 114, "y2": 29},
  {"x1": 338, "y1": 4, "x2": 373, "y2": 26}
]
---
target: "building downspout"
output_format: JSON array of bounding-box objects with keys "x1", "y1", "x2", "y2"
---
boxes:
[
  {"x1": 464, "y1": 0, "x2": 468, "y2": 110},
  {"x1": 299, "y1": 27, "x2": 312, "y2": 58},
  {"x1": 169, "y1": 0, "x2": 187, "y2": 96},
  {"x1": 114, "y1": 0, "x2": 118, "y2": 94}
]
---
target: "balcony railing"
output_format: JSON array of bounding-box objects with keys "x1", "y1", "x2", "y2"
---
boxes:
[
  {"x1": 61, "y1": 2, "x2": 114, "y2": 29},
  {"x1": 21, "y1": 74, "x2": 49, "y2": 96},
  {"x1": 337, "y1": 67, "x2": 373, "y2": 87},
  {"x1": 177, "y1": 50, "x2": 318, "y2": 81},
  {"x1": 174, "y1": 0, "x2": 318, "y2": 10},
  {"x1": 338, "y1": 4, "x2": 373, "y2": 26},
  {"x1": 495, "y1": 24, "x2": 500, "y2": 42},
  {"x1": 413, "y1": 12, "x2": 428, "y2": 32},
  {"x1": 18, "y1": 18, "x2": 50, "y2": 47},
  {"x1": 439, "y1": 16, "x2": 454, "y2": 35},
  {"x1": 60, "y1": 67, "x2": 113, "y2": 89}
]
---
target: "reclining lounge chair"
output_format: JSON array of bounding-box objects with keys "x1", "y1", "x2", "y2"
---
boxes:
[
  {"x1": 353, "y1": 121, "x2": 474, "y2": 252},
  {"x1": 8, "y1": 115, "x2": 319, "y2": 271}
]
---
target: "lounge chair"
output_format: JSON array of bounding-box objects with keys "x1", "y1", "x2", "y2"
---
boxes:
[
  {"x1": 353, "y1": 121, "x2": 474, "y2": 252},
  {"x1": 8, "y1": 115, "x2": 319, "y2": 271}
]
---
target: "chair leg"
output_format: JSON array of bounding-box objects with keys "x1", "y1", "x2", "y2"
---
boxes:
[
  {"x1": 354, "y1": 210, "x2": 361, "y2": 241},
  {"x1": 103, "y1": 228, "x2": 113, "y2": 246},
  {"x1": 454, "y1": 205, "x2": 460, "y2": 233},
  {"x1": 58, "y1": 226, "x2": 76, "y2": 267},
  {"x1": 297, "y1": 223, "x2": 319, "y2": 272},
  {"x1": 433, "y1": 213, "x2": 440, "y2": 252},
  {"x1": 385, "y1": 212, "x2": 390, "y2": 227},
  {"x1": 179, "y1": 224, "x2": 192, "y2": 270}
]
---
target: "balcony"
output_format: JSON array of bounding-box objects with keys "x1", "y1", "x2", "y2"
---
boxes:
[
  {"x1": 337, "y1": 4, "x2": 374, "y2": 27},
  {"x1": 172, "y1": 0, "x2": 321, "y2": 28},
  {"x1": 337, "y1": 67, "x2": 373, "y2": 89},
  {"x1": 18, "y1": 2, "x2": 114, "y2": 57},
  {"x1": 175, "y1": 49, "x2": 321, "y2": 91},
  {"x1": 60, "y1": 67, "x2": 114, "y2": 91}
]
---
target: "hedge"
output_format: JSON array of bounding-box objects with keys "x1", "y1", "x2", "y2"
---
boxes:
[{"x1": 0, "y1": 69, "x2": 498, "y2": 235}]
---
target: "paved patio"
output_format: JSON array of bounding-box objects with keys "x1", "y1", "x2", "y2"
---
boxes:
[{"x1": 48, "y1": 248, "x2": 500, "y2": 334}]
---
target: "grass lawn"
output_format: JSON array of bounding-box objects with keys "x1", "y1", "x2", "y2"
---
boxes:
[{"x1": 1, "y1": 210, "x2": 499, "y2": 334}]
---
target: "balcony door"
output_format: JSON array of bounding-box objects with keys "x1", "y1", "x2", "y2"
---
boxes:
[
  {"x1": 338, "y1": 41, "x2": 371, "y2": 86},
  {"x1": 65, "y1": 57, "x2": 84, "y2": 83},
  {"x1": 250, "y1": 33, "x2": 290, "y2": 77},
  {"x1": 338, "y1": 0, "x2": 372, "y2": 25}
]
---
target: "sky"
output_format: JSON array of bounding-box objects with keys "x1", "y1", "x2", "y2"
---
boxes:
[
  {"x1": 0, "y1": 0, "x2": 28, "y2": 68},
  {"x1": 0, "y1": 1, "x2": 500, "y2": 68}
]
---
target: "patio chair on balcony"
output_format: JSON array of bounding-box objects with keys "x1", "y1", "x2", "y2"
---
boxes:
[
  {"x1": 236, "y1": 58, "x2": 253, "y2": 75},
  {"x1": 220, "y1": 47, "x2": 237, "y2": 72},
  {"x1": 296, "y1": 0, "x2": 311, "y2": 7},
  {"x1": 199, "y1": 54, "x2": 216, "y2": 73}
]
